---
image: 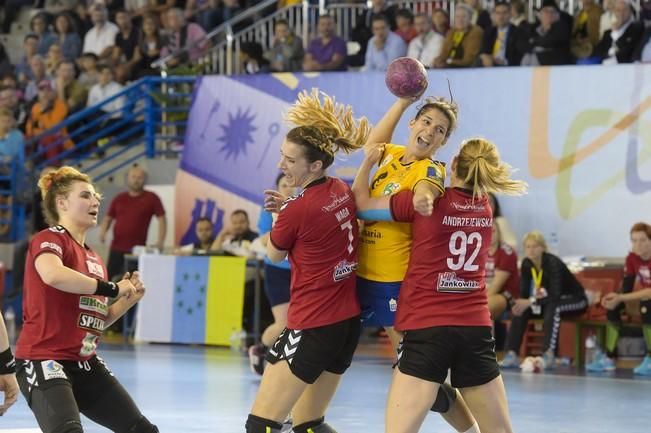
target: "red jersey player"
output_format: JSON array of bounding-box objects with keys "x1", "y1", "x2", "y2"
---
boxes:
[
  {"x1": 353, "y1": 138, "x2": 527, "y2": 433},
  {"x1": 589, "y1": 222, "x2": 651, "y2": 375},
  {"x1": 14, "y1": 166, "x2": 159, "y2": 433},
  {"x1": 245, "y1": 90, "x2": 370, "y2": 433},
  {"x1": 486, "y1": 223, "x2": 520, "y2": 319}
]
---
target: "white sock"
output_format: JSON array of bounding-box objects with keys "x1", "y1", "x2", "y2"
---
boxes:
[{"x1": 460, "y1": 422, "x2": 480, "y2": 433}]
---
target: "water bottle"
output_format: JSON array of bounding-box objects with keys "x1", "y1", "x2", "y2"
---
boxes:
[
  {"x1": 229, "y1": 329, "x2": 247, "y2": 354},
  {"x1": 585, "y1": 334, "x2": 597, "y2": 365},
  {"x1": 4, "y1": 306, "x2": 16, "y2": 344},
  {"x1": 548, "y1": 231, "x2": 560, "y2": 255}
]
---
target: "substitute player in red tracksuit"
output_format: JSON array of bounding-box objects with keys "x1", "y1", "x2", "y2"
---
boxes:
[
  {"x1": 14, "y1": 166, "x2": 158, "y2": 433},
  {"x1": 353, "y1": 138, "x2": 527, "y2": 433},
  {"x1": 245, "y1": 90, "x2": 370, "y2": 433}
]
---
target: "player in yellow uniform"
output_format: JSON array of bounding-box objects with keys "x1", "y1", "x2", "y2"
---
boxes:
[{"x1": 358, "y1": 96, "x2": 480, "y2": 433}]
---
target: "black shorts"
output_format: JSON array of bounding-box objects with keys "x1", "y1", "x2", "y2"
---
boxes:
[
  {"x1": 16, "y1": 355, "x2": 150, "y2": 433},
  {"x1": 263, "y1": 264, "x2": 291, "y2": 307},
  {"x1": 396, "y1": 326, "x2": 500, "y2": 389},
  {"x1": 266, "y1": 316, "x2": 361, "y2": 384}
]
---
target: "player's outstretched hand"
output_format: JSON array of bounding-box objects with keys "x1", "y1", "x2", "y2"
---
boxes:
[
  {"x1": 264, "y1": 190, "x2": 287, "y2": 213},
  {"x1": 0, "y1": 373, "x2": 19, "y2": 416}
]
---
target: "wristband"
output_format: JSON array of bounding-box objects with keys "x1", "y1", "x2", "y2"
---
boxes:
[
  {"x1": 0, "y1": 347, "x2": 15, "y2": 374},
  {"x1": 95, "y1": 279, "x2": 119, "y2": 298}
]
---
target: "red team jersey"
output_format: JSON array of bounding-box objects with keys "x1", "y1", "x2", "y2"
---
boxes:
[
  {"x1": 270, "y1": 177, "x2": 360, "y2": 329},
  {"x1": 624, "y1": 252, "x2": 651, "y2": 289},
  {"x1": 16, "y1": 226, "x2": 109, "y2": 361},
  {"x1": 486, "y1": 243, "x2": 519, "y2": 298},
  {"x1": 390, "y1": 188, "x2": 493, "y2": 330}
]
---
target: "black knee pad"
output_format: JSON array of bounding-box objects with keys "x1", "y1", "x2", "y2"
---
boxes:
[
  {"x1": 246, "y1": 414, "x2": 283, "y2": 433},
  {"x1": 127, "y1": 416, "x2": 158, "y2": 433},
  {"x1": 293, "y1": 417, "x2": 338, "y2": 433},
  {"x1": 430, "y1": 382, "x2": 458, "y2": 413},
  {"x1": 52, "y1": 421, "x2": 83, "y2": 433},
  {"x1": 641, "y1": 300, "x2": 651, "y2": 325}
]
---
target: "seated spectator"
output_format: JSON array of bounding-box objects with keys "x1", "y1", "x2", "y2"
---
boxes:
[
  {"x1": 0, "y1": 108, "x2": 24, "y2": 167},
  {"x1": 267, "y1": 19, "x2": 304, "y2": 73},
  {"x1": 55, "y1": 59, "x2": 88, "y2": 113},
  {"x1": 26, "y1": 80, "x2": 72, "y2": 163},
  {"x1": 586, "y1": 222, "x2": 651, "y2": 375},
  {"x1": 571, "y1": 0, "x2": 603, "y2": 61},
  {"x1": 54, "y1": 12, "x2": 82, "y2": 61},
  {"x1": 364, "y1": 13, "x2": 407, "y2": 71},
  {"x1": 24, "y1": 56, "x2": 52, "y2": 103},
  {"x1": 600, "y1": 0, "x2": 616, "y2": 37},
  {"x1": 510, "y1": 0, "x2": 529, "y2": 30},
  {"x1": 634, "y1": 26, "x2": 651, "y2": 62},
  {"x1": 86, "y1": 65, "x2": 128, "y2": 147},
  {"x1": 479, "y1": 2, "x2": 528, "y2": 67},
  {"x1": 486, "y1": 224, "x2": 520, "y2": 320},
  {"x1": 522, "y1": 0, "x2": 572, "y2": 66},
  {"x1": 433, "y1": 4, "x2": 483, "y2": 68},
  {"x1": 350, "y1": 0, "x2": 398, "y2": 67},
  {"x1": 464, "y1": 0, "x2": 492, "y2": 31},
  {"x1": 31, "y1": 13, "x2": 59, "y2": 56},
  {"x1": 113, "y1": 10, "x2": 141, "y2": 76},
  {"x1": 132, "y1": 13, "x2": 164, "y2": 78},
  {"x1": 160, "y1": 8, "x2": 209, "y2": 68},
  {"x1": 83, "y1": 4, "x2": 120, "y2": 61},
  {"x1": 175, "y1": 217, "x2": 215, "y2": 255},
  {"x1": 15, "y1": 35, "x2": 40, "y2": 87},
  {"x1": 594, "y1": 0, "x2": 644, "y2": 64},
  {"x1": 0, "y1": 43, "x2": 12, "y2": 80},
  {"x1": 303, "y1": 14, "x2": 347, "y2": 72},
  {"x1": 500, "y1": 231, "x2": 588, "y2": 370},
  {"x1": 395, "y1": 8, "x2": 417, "y2": 43},
  {"x1": 87, "y1": 65, "x2": 125, "y2": 113},
  {"x1": 240, "y1": 42, "x2": 271, "y2": 74},
  {"x1": 46, "y1": 43, "x2": 65, "y2": 76},
  {"x1": 73, "y1": 1, "x2": 94, "y2": 37},
  {"x1": 432, "y1": 8, "x2": 450, "y2": 36},
  {"x1": 184, "y1": 0, "x2": 218, "y2": 32},
  {"x1": 0, "y1": 107, "x2": 23, "y2": 238},
  {"x1": 211, "y1": 209, "x2": 258, "y2": 257},
  {"x1": 0, "y1": 87, "x2": 28, "y2": 132},
  {"x1": 214, "y1": 0, "x2": 243, "y2": 27},
  {"x1": 77, "y1": 53, "x2": 100, "y2": 87},
  {"x1": 407, "y1": 12, "x2": 444, "y2": 68},
  {"x1": 125, "y1": 0, "x2": 155, "y2": 19}
]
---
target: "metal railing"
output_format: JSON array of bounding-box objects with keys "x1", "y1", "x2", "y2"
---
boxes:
[{"x1": 5, "y1": 76, "x2": 195, "y2": 242}]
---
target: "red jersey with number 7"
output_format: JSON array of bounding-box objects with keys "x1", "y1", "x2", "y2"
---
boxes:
[
  {"x1": 16, "y1": 226, "x2": 109, "y2": 361},
  {"x1": 390, "y1": 188, "x2": 493, "y2": 330},
  {"x1": 270, "y1": 177, "x2": 360, "y2": 329}
]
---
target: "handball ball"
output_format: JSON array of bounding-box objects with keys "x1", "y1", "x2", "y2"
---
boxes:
[{"x1": 385, "y1": 57, "x2": 428, "y2": 98}]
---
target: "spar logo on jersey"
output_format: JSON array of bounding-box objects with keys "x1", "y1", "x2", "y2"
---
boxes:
[
  {"x1": 436, "y1": 272, "x2": 480, "y2": 293},
  {"x1": 333, "y1": 260, "x2": 357, "y2": 281},
  {"x1": 79, "y1": 296, "x2": 109, "y2": 315},
  {"x1": 383, "y1": 182, "x2": 400, "y2": 196},
  {"x1": 78, "y1": 313, "x2": 106, "y2": 333},
  {"x1": 40, "y1": 241, "x2": 63, "y2": 255}
]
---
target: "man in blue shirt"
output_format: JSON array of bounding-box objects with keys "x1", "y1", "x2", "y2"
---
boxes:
[{"x1": 364, "y1": 13, "x2": 407, "y2": 71}]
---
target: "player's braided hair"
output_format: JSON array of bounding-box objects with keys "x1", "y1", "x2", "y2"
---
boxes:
[{"x1": 285, "y1": 89, "x2": 370, "y2": 168}]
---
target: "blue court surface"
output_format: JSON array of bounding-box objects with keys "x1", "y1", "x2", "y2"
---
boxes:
[{"x1": 2, "y1": 342, "x2": 649, "y2": 433}]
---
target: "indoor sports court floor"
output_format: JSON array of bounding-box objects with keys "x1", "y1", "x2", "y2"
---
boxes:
[{"x1": 2, "y1": 342, "x2": 649, "y2": 433}]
